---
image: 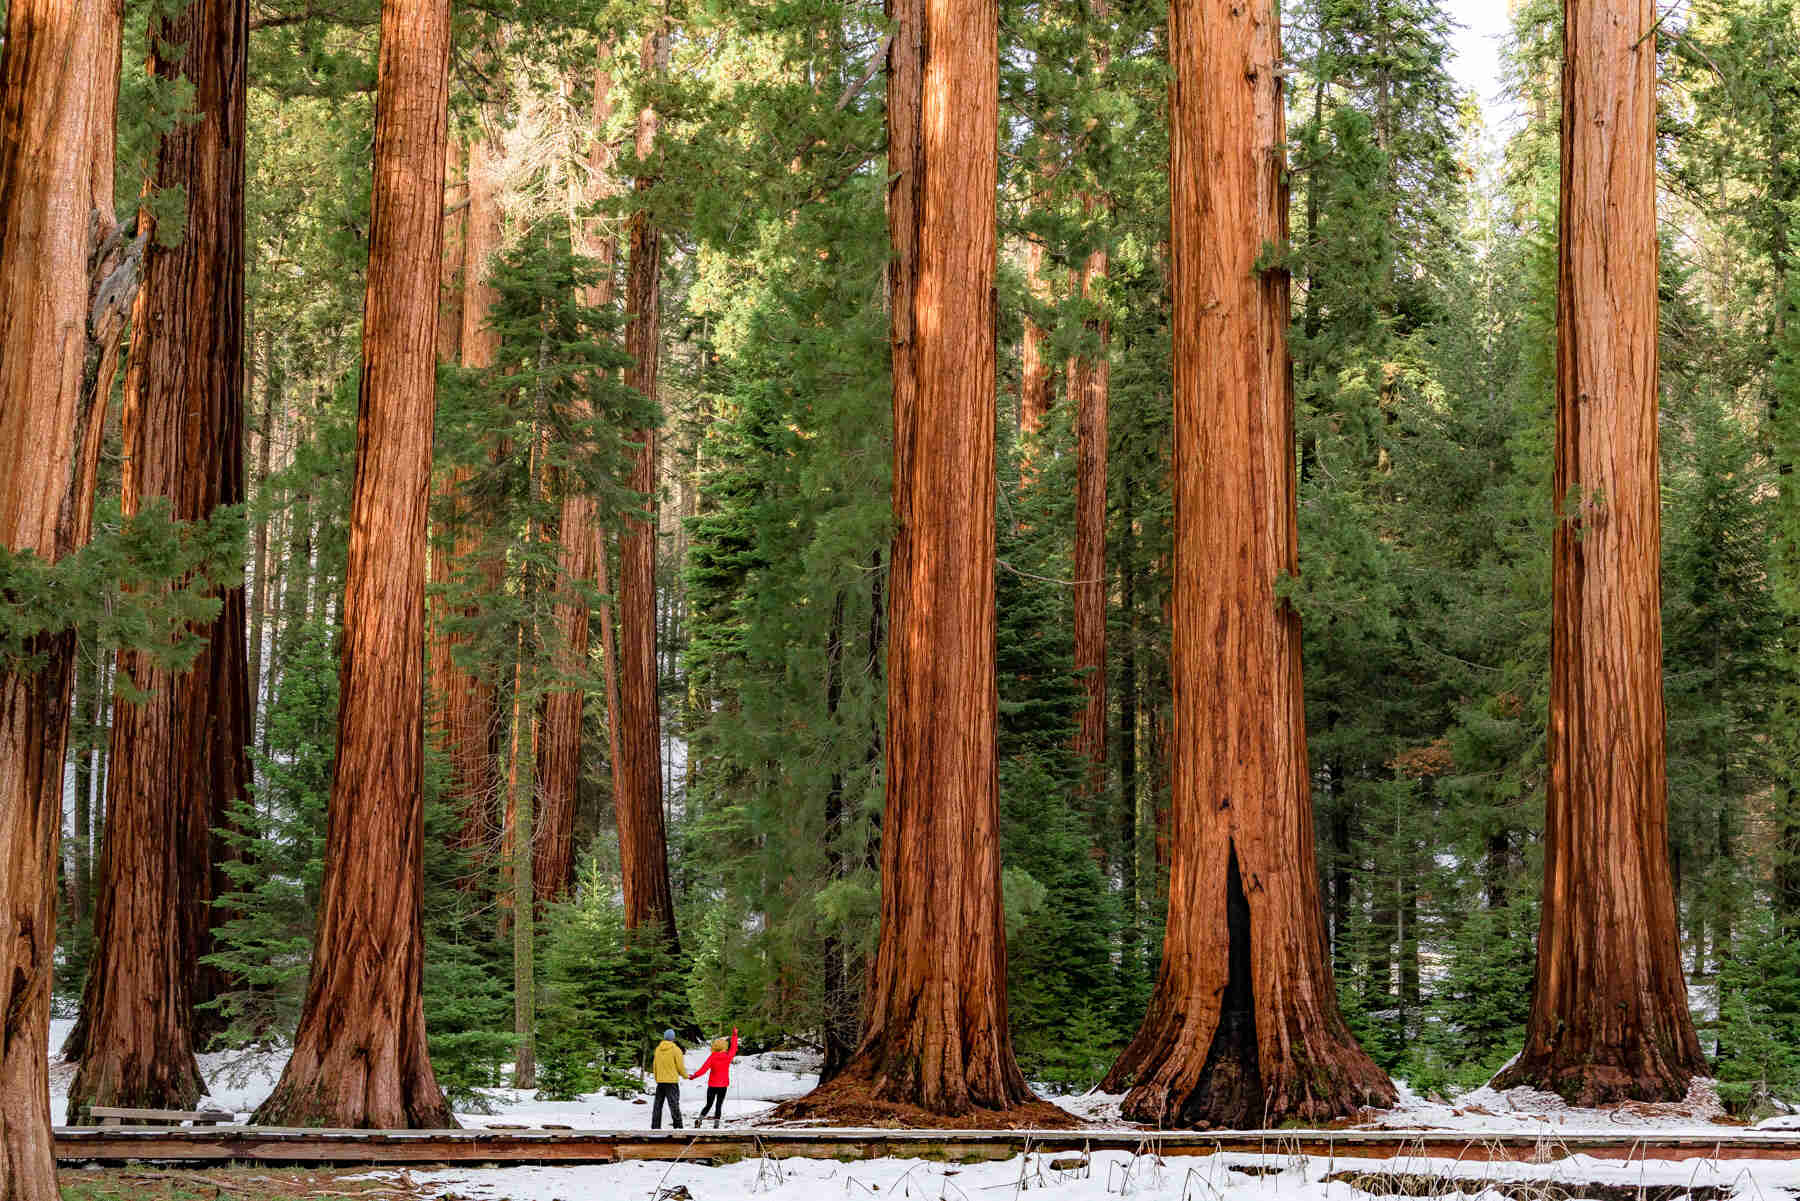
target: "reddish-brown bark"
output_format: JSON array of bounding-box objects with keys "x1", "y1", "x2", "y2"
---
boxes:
[
  {"x1": 792, "y1": 0, "x2": 1033, "y2": 1118},
  {"x1": 536, "y1": 58, "x2": 620, "y2": 907},
  {"x1": 616, "y1": 27, "x2": 679, "y2": 944},
  {"x1": 595, "y1": 536, "x2": 626, "y2": 829},
  {"x1": 1102, "y1": 0, "x2": 1394, "y2": 1128},
  {"x1": 1492, "y1": 0, "x2": 1705, "y2": 1106},
  {"x1": 251, "y1": 0, "x2": 456, "y2": 1128},
  {"x1": 438, "y1": 127, "x2": 505, "y2": 864},
  {"x1": 1070, "y1": 211, "x2": 1109, "y2": 796},
  {"x1": 70, "y1": 0, "x2": 252, "y2": 1114},
  {"x1": 0, "y1": 1, "x2": 121, "y2": 1193},
  {"x1": 427, "y1": 135, "x2": 467, "y2": 780}
]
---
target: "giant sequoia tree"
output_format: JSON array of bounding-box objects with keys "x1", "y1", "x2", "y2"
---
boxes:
[
  {"x1": 616, "y1": 26, "x2": 680, "y2": 943},
  {"x1": 252, "y1": 0, "x2": 457, "y2": 1128},
  {"x1": 68, "y1": 0, "x2": 251, "y2": 1119},
  {"x1": 1101, "y1": 0, "x2": 1395, "y2": 1128},
  {"x1": 788, "y1": 0, "x2": 1037, "y2": 1119},
  {"x1": 1492, "y1": 0, "x2": 1706, "y2": 1105},
  {"x1": 0, "y1": 2, "x2": 120, "y2": 1195}
]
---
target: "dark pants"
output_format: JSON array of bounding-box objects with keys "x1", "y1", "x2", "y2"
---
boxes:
[
  {"x1": 697, "y1": 1085, "x2": 727, "y2": 1123},
  {"x1": 652, "y1": 1082, "x2": 682, "y2": 1129}
]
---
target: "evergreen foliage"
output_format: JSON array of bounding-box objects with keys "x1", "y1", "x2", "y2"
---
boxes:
[
  {"x1": 50, "y1": 0, "x2": 1800, "y2": 1118},
  {"x1": 536, "y1": 861, "x2": 686, "y2": 1101}
]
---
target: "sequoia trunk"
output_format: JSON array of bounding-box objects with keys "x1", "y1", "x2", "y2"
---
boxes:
[
  {"x1": 537, "y1": 58, "x2": 620, "y2": 906},
  {"x1": 251, "y1": 0, "x2": 456, "y2": 1128},
  {"x1": 0, "y1": 2, "x2": 121, "y2": 1193},
  {"x1": 1492, "y1": 0, "x2": 1705, "y2": 1105},
  {"x1": 1101, "y1": 0, "x2": 1395, "y2": 1128},
  {"x1": 617, "y1": 27, "x2": 679, "y2": 944},
  {"x1": 793, "y1": 0, "x2": 1033, "y2": 1118},
  {"x1": 70, "y1": 0, "x2": 251, "y2": 1113},
  {"x1": 1071, "y1": 211, "x2": 1109, "y2": 796}
]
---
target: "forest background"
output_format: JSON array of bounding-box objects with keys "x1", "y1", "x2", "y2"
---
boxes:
[{"x1": 26, "y1": 0, "x2": 1800, "y2": 1120}]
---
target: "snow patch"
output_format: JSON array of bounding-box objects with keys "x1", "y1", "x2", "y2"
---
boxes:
[
  {"x1": 412, "y1": 1144, "x2": 1800, "y2": 1201},
  {"x1": 1372, "y1": 1075, "x2": 1736, "y2": 1133}
]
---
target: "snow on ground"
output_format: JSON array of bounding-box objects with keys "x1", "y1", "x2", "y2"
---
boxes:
[
  {"x1": 40, "y1": 1018, "x2": 1783, "y2": 1143},
  {"x1": 1365, "y1": 1075, "x2": 1742, "y2": 1134},
  {"x1": 47, "y1": 1017, "x2": 820, "y2": 1127},
  {"x1": 413, "y1": 1146, "x2": 1800, "y2": 1201},
  {"x1": 457, "y1": 1051, "x2": 821, "y2": 1130}
]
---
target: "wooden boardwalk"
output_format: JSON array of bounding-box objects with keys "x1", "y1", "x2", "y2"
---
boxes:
[{"x1": 48, "y1": 1124, "x2": 1800, "y2": 1166}]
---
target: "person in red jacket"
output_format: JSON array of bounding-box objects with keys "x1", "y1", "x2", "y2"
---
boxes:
[{"x1": 688, "y1": 1026, "x2": 738, "y2": 1127}]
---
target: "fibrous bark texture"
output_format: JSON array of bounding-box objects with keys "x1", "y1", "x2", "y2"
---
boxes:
[
  {"x1": 428, "y1": 135, "x2": 467, "y2": 783},
  {"x1": 1071, "y1": 213, "x2": 1109, "y2": 796},
  {"x1": 616, "y1": 27, "x2": 679, "y2": 944},
  {"x1": 1101, "y1": 0, "x2": 1395, "y2": 1129},
  {"x1": 438, "y1": 126, "x2": 505, "y2": 864},
  {"x1": 70, "y1": 0, "x2": 251, "y2": 1116},
  {"x1": 1491, "y1": 0, "x2": 1705, "y2": 1107},
  {"x1": 794, "y1": 0, "x2": 1034, "y2": 1118},
  {"x1": 252, "y1": 0, "x2": 456, "y2": 1128},
  {"x1": 0, "y1": 2, "x2": 121, "y2": 1194},
  {"x1": 536, "y1": 58, "x2": 620, "y2": 907}
]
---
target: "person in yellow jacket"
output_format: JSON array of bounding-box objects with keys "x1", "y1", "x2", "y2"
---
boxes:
[{"x1": 651, "y1": 1029, "x2": 685, "y2": 1129}]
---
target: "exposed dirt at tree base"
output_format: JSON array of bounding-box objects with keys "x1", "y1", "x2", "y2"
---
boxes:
[
  {"x1": 59, "y1": 1166, "x2": 426, "y2": 1201},
  {"x1": 761, "y1": 1077, "x2": 1085, "y2": 1130}
]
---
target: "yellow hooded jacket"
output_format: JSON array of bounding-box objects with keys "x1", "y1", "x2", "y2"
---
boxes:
[{"x1": 653, "y1": 1039, "x2": 684, "y2": 1084}]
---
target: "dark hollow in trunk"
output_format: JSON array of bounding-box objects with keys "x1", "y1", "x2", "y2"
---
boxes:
[{"x1": 1100, "y1": 0, "x2": 1395, "y2": 1129}]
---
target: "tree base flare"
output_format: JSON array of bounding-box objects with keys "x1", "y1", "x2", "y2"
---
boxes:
[
  {"x1": 1492, "y1": 1050, "x2": 1700, "y2": 1109},
  {"x1": 251, "y1": 1073, "x2": 457, "y2": 1130}
]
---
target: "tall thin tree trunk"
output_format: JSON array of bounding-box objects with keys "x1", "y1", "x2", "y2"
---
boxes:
[
  {"x1": 1019, "y1": 237, "x2": 1053, "y2": 439},
  {"x1": 508, "y1": 628, "x2": 536, "y2": 1088},
  {"x1": 596, "y1": 536, "x2": 626, "y2": 834},
  {"x1": 439, "y1": 126, "x2": 505, "y2": 866},
  {"x1": 820, "y1": 592, "x2": 855, "y2": 1083},
  {"x1": 428, "y1": 135, "x2": 468, "y2": 870},
  {"x1": 537, "y1": 55, "x2": 620, "y2": 907},
  {"x1": 617, "y1": 25, "x2": 679, "y2": 945},
  {"x1": 1493, "y1": 0, "x2": 1705, "y2": 1105},
  {"x1": 247, "y1": 331, "x2": 281, "y2": 763},
  {"x1": 1117, "y1": 500, "x2": 1139, "y2": 970},
  {"x1": 0, "y1": 1, "x2": 122, "y2": 1191},
  {"x1": 789, "y1": 0, "x2": 1033, "y2": 1119},
  {"x1": 1102, "y1": 0, "x2": 1393, "y2": 1128},
  {"x1": 69, "y1": 642, "x2": 100, "y2": 938},
  {"x1": 1071, "y1": 200, "x2": 1109, "y2": 797},
  {"x1": 251, "y1": 0, "x2": 456, "y2": 1128}
]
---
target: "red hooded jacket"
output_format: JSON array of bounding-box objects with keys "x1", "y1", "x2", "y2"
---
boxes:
[{"x1": 689, "y1": 1029, "x2": 739, "y2": 1087}]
